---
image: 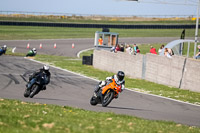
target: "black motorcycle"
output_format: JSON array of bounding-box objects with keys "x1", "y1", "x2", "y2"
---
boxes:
[{"x1": 21, "y1": 73, "x2": 46, "y2": 98}]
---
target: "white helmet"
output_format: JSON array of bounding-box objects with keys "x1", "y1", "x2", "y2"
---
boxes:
[
  {"x1": 43, "y1": 65, "x2": 49, "y2": 72},
  {"x1": 32, "y1": 48, "x2": 36, "y2": 51},
  {"x1": 3, "y1": 45, "x2": 7, "y2": 48}
]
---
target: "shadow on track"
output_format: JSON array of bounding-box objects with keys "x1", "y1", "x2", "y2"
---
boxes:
[
  {"x1": 106, "y1": 106, "x2": 151, "y2": 112},
  {"x1": 34, "y1": 97, "x2": 68, "y2": 102}
]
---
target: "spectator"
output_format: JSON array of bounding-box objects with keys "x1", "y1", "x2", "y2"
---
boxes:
[
  {"x1": 133, "y1": 44, "x2": 139, "y2": 55},
  {"x1": 125, "y1": 44, "x2": 133, "y2": 55},
  {"x1": 164, "y1": 48, "x2": 172, "y2": 58},
  {"x1": 195, "y1": 45, "x2": 200, "y2": 59},
  {"x1": 110, "y1": 46, "x2": 116, "y2": 53},
  {"x1": 150, "y1": 46, "x2": 157, "y2": 55},
  {"x1": 158, "y1": 44, "x2": 165, "y2": 55},
  {"x1": 120, "y1": 44, "x2": 124, "y2": 52},
  {"x1": 136, "y1": 49, "x2": 140, "y2": 53},
  {"x1": 168, "y1": 48, "x2": 174, "y2": 56},
  {"x1": 115, "y1": 44, "x2": 121, "y2": 52},
  {"x1": 98, "y1": 36, "x2": 103, "y2": 45}
]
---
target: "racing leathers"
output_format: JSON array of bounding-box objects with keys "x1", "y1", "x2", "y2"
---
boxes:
[
  {"x1": 95, "y1": 74, "x2": 125, "y2": 97},
  {"x1": 1, "y1": 46, "x2": 7, "y2": 54},
  {"x1": 0, "y1": 46, "x2": 7, "y2": 55},
  {"x1": 27, "y1": 68, "x2": 51, "y2": 90},
  {"x1": 26, "y1": 49, "x2": 37, "y2": 57}
]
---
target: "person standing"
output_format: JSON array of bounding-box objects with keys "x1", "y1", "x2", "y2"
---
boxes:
[
  {"x1": 98, "y1": 36, "x2": 103, "y2": 45},
  {"x1": 120, "y1": 44, "x2": 124, "y2": 52},
  {"x1": 126, "y1": 44, "x2": 132, "y2": 55},
  {"x1": 158, "y1": 44, "x2": 165, "y2": 55},
  {"x1": 133, "y1": 44, "x2": 139, "y2": 55}
]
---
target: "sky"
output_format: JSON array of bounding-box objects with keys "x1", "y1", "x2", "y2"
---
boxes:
[{"x1": 0, "y1": 0, "x2": 198, "y2": 17}]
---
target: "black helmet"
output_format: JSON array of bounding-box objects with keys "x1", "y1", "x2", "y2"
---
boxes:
[{"x1": 117, "y1": 71, "x2": 125, "y2": 81}]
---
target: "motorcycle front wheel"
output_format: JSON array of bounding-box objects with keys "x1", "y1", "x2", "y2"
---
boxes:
[
  {"x1": 29, "y1": 84, "x2": 40, "y2": 98},
  {"x1": 102, "y1": 90, "x2": 114, "y2": 107},
  {"x1": 24, "y1": 89, "x2": 30, "y2": 97}
]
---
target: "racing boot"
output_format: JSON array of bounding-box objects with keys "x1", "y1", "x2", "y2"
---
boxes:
[
  {"x1": 26, "y1": 78, "x2": 36, "y2": 90},
  {"x1": 115, "y1": 94, "x2": 119, "y2": 99},
  {"x1": 94, "y1": 81, "x2": 106, "y2": 97},
  {"x1": 94, "y1": 85, "x2": 100, "y2": 97},
  {"x1": 24, "y1": 83, "x2": 31, "y2": 97},
  {"x1": 41, "y1": 86, "x2": 46, "y2": 91},
  {"x1": 26, "y1": 83, "x2": 31, "y2": 90}
]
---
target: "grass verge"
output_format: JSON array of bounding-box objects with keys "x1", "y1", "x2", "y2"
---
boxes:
[
  {"x1": 0, "y1": 98, "x2": 200, "y2": 133},
  {"x1": 0, "y1": 25, "x2": 198, "y2": 40}
]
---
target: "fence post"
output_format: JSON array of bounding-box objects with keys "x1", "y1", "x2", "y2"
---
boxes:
[
  {"x1": 179, "y1": 58, "x2": 187, "y2": 88},
  {"x1": 142, "y1": 55, "x2": 146, "y2": 80}
]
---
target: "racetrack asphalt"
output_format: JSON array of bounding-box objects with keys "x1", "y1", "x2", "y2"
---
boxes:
[
  {"x1": 0, "y1": 37, "x2": 194, "y2": 57},
  {"x1": 0, "y1": 55, "x2": 200, "y2": 127}
]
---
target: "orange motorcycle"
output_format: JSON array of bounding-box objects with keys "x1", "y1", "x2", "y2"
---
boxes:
[{"x1": 90, "y1": 79, "x2": 122, "y2": 107}]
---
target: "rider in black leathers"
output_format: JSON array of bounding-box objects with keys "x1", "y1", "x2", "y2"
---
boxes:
[
  {"x1": 0, "y1": 45, "x2": 7, "y2": 55},
  {"x1": 27, "y1": 65, "x2": 51, "y2": 91},
  {"x1": 1, "y1": 45, "x2": 7, "y2": 54}
]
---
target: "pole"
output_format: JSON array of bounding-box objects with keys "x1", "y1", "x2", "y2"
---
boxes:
[
  {"x1": 187, "y1": 42, "x2": 190, "y2": 58},
  {"x1": 194, "y1": 0, "x2": 200, "y2": 58}
]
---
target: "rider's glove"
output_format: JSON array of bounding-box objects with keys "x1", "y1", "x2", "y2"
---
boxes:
[
  {"x1": 106, "y1": 77, "x2": 112, "y2": 81},
  {"x1": 121, "y1": 84, "x2": 125, "y2": 92},
  {"x1": 29, "y1": 75, "x2": 33, "y2": 81}
]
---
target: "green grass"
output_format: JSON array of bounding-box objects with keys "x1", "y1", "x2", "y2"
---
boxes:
[
  {"x1": 79, "y1": 49, "x2": 94, "y2": 59},
  {"x1": 0, "y1": 98, "x2": 199, "y2": 133},
  {"x1": 0, "y1": 26, "x2": 101, "y2": 40},
  {"x1": 0, "y1": 25, "x2": 198, "y2": 40},
  {"x1": 6, "y1": 48, "x2": 26, "y2": 56}
]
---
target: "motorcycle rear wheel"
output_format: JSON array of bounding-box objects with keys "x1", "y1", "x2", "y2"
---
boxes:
[
  {"x1": 29, "y1": 84, "x2": 40, "y2": 98},
  {"x1": 102, "y1": 90, "x2": 114, "y2": 107}
]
